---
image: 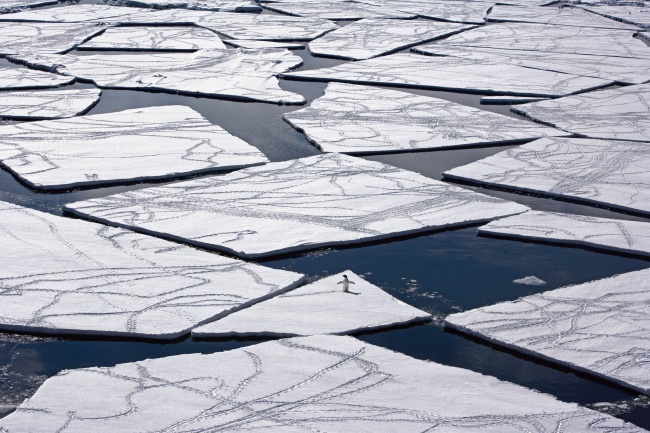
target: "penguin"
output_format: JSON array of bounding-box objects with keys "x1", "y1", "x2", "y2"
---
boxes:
[{"x1": 337, "y1": 274, "x2": 355, "y2": 293}]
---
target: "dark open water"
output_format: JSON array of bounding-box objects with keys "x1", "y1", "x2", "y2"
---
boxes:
[{"x1": 1, "y1": 5, "x2": 649, "y2": 428}]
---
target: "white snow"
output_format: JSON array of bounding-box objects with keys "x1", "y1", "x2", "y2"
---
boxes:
[
  {"x1": 192, "y1": 271, "x2": 432, "y2": 338},
  {"x1": 0, "y1": 334, "x2": 644, "y2": 432},
  {"x1": 223, "y1": 39, "x2": 304, "y2": 49},
  {"x1": 308, "y1": 19, "x2": 475, "y2": 60},
  {"x1": 64, "y1": 153, "x2": 529, "y2": 258},
  {"x1": 446, "y1": 268, "x2": 650, "y2": 395},
  {"x1": 261, "y1": 0, "x2": 415, "y2": 20},
  {"x1": 124, "y1": 0, "x2": 261, "y2": 12},
  {"x1": 0, "y1": 105, "x2": 269, "y2": 190},
  {"x1": 511, "y1": 83, "x2": 650, "y2": 142},
  {"x1": 0, "y1": 4, "x2": 159, "y2": 22},
  {"x1": 0, "y1": 201, "x2": 304, "y2": 339},
  {"x1": 284, "y1": 83, "x2": 565, "y2": 154},
  {"x1": 0, "y1": 21, "x2": 106, "y2": 54},
  {"x1": 444, "y1": 136, "x2": 650, "y2": 216},
  {"x1": 281, "y1": 52, "x2": 613, "y2": 97},
  {"x1": 0, "y1": 88, "x2": 100, "y2": 120},
  {"x1": 487, "y1": 5, "x2": 642, "y2": 29},
  {"x1": 513, "y1": 276, "x2": 546, "y2": 285},
  {"x1": 578, "y1": 5, "x2": 650, "y2": 29},
  {"x1": 359, "y1": 0, "x2": 494, "y2": 24},
  {"x1": 9, "y1": 49, "x2": 305, "y2": 104},
  {"x1": 480, "y1": 95, "x2": 548, "y2": 104},
  {"x1": 0, "y1": 0, "x2": 56, "y2": 14},
  {"x1": 79, "y1": 26, "x2": 226, "y2": 51},
  {"x1": 479, "y1": 210, "x2": 650, "y2": 258},
  {"x1": 0, "y1": 66, "x2": 74, "y2": 89}
]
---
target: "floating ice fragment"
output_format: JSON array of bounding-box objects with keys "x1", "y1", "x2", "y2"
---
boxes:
[
  {"x1": 513, "y1": 276, "x2": 546, "y2": 286},
  {"x1": 64, "y1": 153, "x2": 529, "y2": 258},
  {"x1": 79, "y1": 26, "x2": 226, "y2": 51},
  {"x1": 0, "y1": 105, "x2": 269, "y2": 190},
  {"x1": 0, "y1": 21, "x2": 106, "y2": 54},
  {"x1": 0, "y1": 201, "x2": 304, "y2": 339},
  {"x1": 487, "y1": 5, "x2": 642, "y2": 29},
  {"x1": 192, "y1": 271, "x2": 431, "y2": 338},
  {"x1": 359, "y1": 0, "x2": 494, "y2": 24},
  {"x1": 124, "y1": 0, "x2": 261, "y2": 12},
  {"x1": 261, "y1": 0, "x2": 415, "y2": 20},
  {"x1": 0, "y1": 88, "x2": 100, "y2": 120},
  {"x1": 223, "y1": 39, "x2": 304, "y2": 49},
  {"x1": 0, "y1": 334, "x2": 645, "y2": 432},
  {"x1": 0, "y1": 66, "x2": 74, "y2": 89}
]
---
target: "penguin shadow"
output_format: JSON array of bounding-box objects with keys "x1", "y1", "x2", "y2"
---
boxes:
[{"x1": 345, "y1": 291, "x2": 361, "y2": 295}]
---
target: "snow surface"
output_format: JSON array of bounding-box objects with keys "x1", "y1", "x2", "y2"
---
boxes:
[
  {"x1": 447, "y1": 268, "x2": 650, "y2": 395},
  {"x1": 512, "y1": 83, "x2": 650, "y2": 142},
  {"x1": 487, "y1": 4, "x2": 642, "y2": 29},
  {"x1": 79, "y1": 26, "x2": 226, "y2": 51},
  {"x1": 513, "y1": 276, "x2": 546, "y2": 286},
  {"x1": 0, "y1": 3, "x2": 159, "y2": 22},
  {"x1": 480, "y1": 95, "x2": 548, "y2": 104},
  {"x1": 0, "y1": 334, "x2": 644, "y2": 432},
  {"x1": 224, "y1": 39, "x2": 304, "y2": 49},
  {"x1": 444, "y1": 136, "x2": 650, "y2": 216},
  {"x1": 283, "y1": 83, "x2": 565, "y2": 154},
  {"x1": 9, "y1": 49, "x2": 305, "y2": 104},
  {"x1": 358, "y1": 0, "x2": 494, "y2": 24},
  {"x1": 308, "y1": 19, "x2": 474, "y2": 60},
  {"x1": 0, "y1": 21, "x2": 106, "y2": 54},
  {"x1": 413, "y1": 45, "x2": 650, "y2": 85},
  {"x1": 261, "y1": 0, "x2": 415, "y2": 20},
  {"x1": 192, "y1": 271, "x2": 432, "y2": 338},
  {"x1": 429, "y1": 22, "x2": 650, "y2": 58},
  {"x1": 64, "y1": 153, "x2": 529, "y2": 258},
  {"x1": 479, "y1": 210, "x2": 650, "y2": 258},
  {"x1": 0, "y1": 201, "x2": 304, "y2": 339},
  {"x1": 281, "y1": 52, "x2": 612, "y2": 97},
  {"x1": 0, "y1": 88, "x2": 100, "y2": 120},
  {"x1": 579, "y1": 5, "x2": 650, "y2": 28},
  {"x1": 0, "y1": 66, "x2": 74, "y2": 89},
  {"x1": 0, "y1": 105, "x2": 269, "y2": 190},
  {"x1": 0, "y1": 0, "x2": 55, "y2": 14},
  {"x1": 124, "y1": 0, "x2": 261, "y2": 12}
]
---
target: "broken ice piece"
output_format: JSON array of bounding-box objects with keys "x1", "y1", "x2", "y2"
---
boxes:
[
  {"x1": 513, "y1": 276, "x2": 546, "y2": 286},
  {"x1": 0, "y1": 88, "x2": 100, "y2": 120},
  {"x1": 0, "y1": 66, "x2": 74, "y2": 90},
  {"x1": 79, "y1": 26, "x2": 226, "y2": 51}
]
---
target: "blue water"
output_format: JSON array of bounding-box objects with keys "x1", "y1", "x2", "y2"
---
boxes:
[{"x1": 1, "y1": 8, "x2": 649, "y2": 428}]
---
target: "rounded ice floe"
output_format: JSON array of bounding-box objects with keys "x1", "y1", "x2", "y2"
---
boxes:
[
  {"x1": 0, "y1": 335, "x2": 645, "y2": 432},
  {"x1": 0, "y1": 105, "x2": 270, "y2": 190},
  {"x1": 0, "y1": 201, "x2": 305, "y2": 339},
  {"x1": 64, "y1": 153, "x2": 529, "y2": 258},
  {"x1": 0, "y1": 88, "x2": 101, "y2": 120},
  {"x1": 512, "y1": 276, "x2": 546, "y2": 286},
  {"x1": 192, "y1": 271, "x2": 432, "y2": 338}
]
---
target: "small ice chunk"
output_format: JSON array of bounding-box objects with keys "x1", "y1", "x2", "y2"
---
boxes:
[
  {"x1": 0, "y1": 335, "x2": 644, "y2": 432},
  {"x1": 79, "y1": 26, "x2": 226, "y2": 51},
  {"x1": 192, "y1": 271, "x2": 431, "y2": 338},
  {"x1": 64, "y1": 153, "x2": 529, "y2": 258},
  {"x1": 513, "y1": 276, "x2": 546, "y2": 286},
  {"x1": 0, "y1": 88, "x2": 100, "y2": 120}
]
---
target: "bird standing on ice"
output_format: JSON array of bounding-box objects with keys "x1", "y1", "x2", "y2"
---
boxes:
[{"x1": 338, "y1": 274, "x2": 355, "y2": 293}]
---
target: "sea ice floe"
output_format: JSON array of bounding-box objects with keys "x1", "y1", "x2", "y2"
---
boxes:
[
  {"x1": 0, "y1": 105, "x2": 269, "y2": 190},
  {"x1": 283, "y1": 83, "x2": 565, "y2": 154},
  {"x1": 428, "y1": 22, "x2": 650, "y2": 58},
  {"x1": 511, "y1": 83, "x2": 650, "y2": 142},
  {"x1": 0, "y1": 334, "x2": 645, "y2": 432},
  {"x1": 444, "y1": 136, "x2": 650, "y2": 216},
  {"x1": 223, "y1": 39, "x2": 304, "y2": 49},
  {"x1": 281, "y1": 52, "x2": 613, "y2": 97},
  {"x1": 124, "y1": 0, "x2": 261, "y2": 12},
  {"x1": 0, "y1": 88, "x2": 100, "y2": 120},
  {"x1": 261, "y1": 0, "x2": 415, "y2": 20},
  {"x1": 446, "y1": 267, "x2": 650, "y2": 395},
  {"x1": 0, "y1": 66, "x2": 74, "y2": 90},
  {"x1": 578, "y1": 5, "x2": 650, "y2": 29},
  {"x1": 0, "y1": 4, "x2": 158, "y2": 22},
  {"x1": 487, "y1": 4, "x2": 642, "y2": 29},
  {"x1": 9, "y1": 49, "x2": 305, "y2": 104},
  {"x1": 0, "y1": 0, "x2": 56, "y2": 14},
  {"x1": 64, "y1": 153, "x2": 529, "y2": 258},
  {"x1": 414, "y1": 45, "x2": 650, "y2": 85},
  {"x1": 308, "y1": 19, "x2": 475, "y2": 60},
  {"x1": 360, "y1": 0, "x2": 494, "y2": 24},
  {"x1": 0, "y1": 201, "x2": 304, "y2": 339},
  {"x1": 479, "y1": 210, "x2": 650, "y2": 258},
  {"x1": 79, "y1": 26, "x2": 226, "y2": 51},
  {"x1": 192, "y1": 271, "x2": 431, "y2": 338},
  {"x1": 0, "y1": 21, "x2": 106, "y2": 55},
  {"x1": 512, "y1": 276, "x2": 546, "y2": 285}
]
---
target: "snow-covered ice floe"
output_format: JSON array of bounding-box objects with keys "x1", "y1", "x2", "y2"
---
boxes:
[
  {"x1": 192, "y1": 271, "x2": 431, "y2": 338},
  {"x1": 308, "y1": 19, "x2": 475, "y2": 60},
  {"x1": 64, "y1": 153, "x2": 529, "y2": 258},
  {"x1": 479, "y1": 210, "x2": 650, "y2": 258},
  {"x1": 0, "y1": 201, "x2": 304, "y2": 339},
  {"x1": 0, "y1": 0, "x2": 56, "y2": 14},
  {"x1": 0, "y1": 105, "x2": 269, "y2": 190},
  {"x1": 0, "y1": 88, "x2": 100, "y2": 120},
  {"x1": 9, "y1": 49, "x2": 305, "y2": 104},
  {"x1": 444, "y1": 136, "x2": 650, "y2": 216},
  {"x1": 0, "y1": 66, "x2": 74, "y2": 89},
  {"x1": 0, "y1": 334, "x2": 645, "y2": 432},
  {"x1": 223, "y1": 39, "x2": 304, "y2": 49},
  {"x1": 414, "y1": 45, "x2": 650, "y2": 85},
  {"x1": 281, "y1": 52, "x2": 613, "y2": 97},
  {"x1": 124, "y1": 0, "x2": 261, "y2": 12},
  {"x1": 487, "y1": 4, "x2": 642, "y2": 29},
  {"x1": 359, "y1": 0, "x2": 494, "y2": 24},
  {"x1": 446, "y1": 267, "x2": 650, "y2": 395},
  {"x1": 511, "y1": 83, "x2": 650, "y2": 142},
  {"x1": 284, "y1": 83, "x2": 565, "y2": 154},
  {"x1": 513, "y1": 276, "x2": 546, "y2": 285},
  {"x1": 426, "y1": 22, "x2": 650, "y2": 58},
  {"x1": 0, "y1": 4, "x2": 159, "y2": 22},
  {"x1": 0, "y1": 21, "x2": 106, "y2": 54},
  {"x1": 79, "y1": 26, "x2": 226, "y2": 51},
  {"x1": 578, "y1": 4, "x2": 650, "y2": 29},
  {"x1": 261, "y1": 0, "x2": 415, "y2": 20}
]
